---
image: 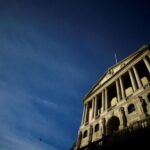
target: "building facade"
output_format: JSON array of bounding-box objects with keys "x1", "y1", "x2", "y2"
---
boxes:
[{"x1": 74, "y1": 45, "x2": 150, "y2": 150}]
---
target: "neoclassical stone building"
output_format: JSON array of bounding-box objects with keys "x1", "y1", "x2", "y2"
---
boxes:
[{"x1": 74, "y1": 45, "x2": 150, "y2": 150}]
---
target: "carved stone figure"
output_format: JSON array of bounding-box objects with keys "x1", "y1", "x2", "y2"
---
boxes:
[
  {"x1": 89, "y1": 125, "x2": 93, "y2": 143},
  {"x1": 120, "y1": 107, "x2": 127, "y2": 127},
  {"x1": 138, "y1": 96, "x2": 148, "y2": 115},
  {"x1": 101, "y1": 118, "x2": 106, "y2": 136}
]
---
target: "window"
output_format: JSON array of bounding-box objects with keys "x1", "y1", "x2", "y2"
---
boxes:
[
  {"x1": 128, "y1": 104, "x2": 135, "y2": 114},
  {"x1": 95, "y1": 124, "x2": 99, "y2": 132},
  {"x1": 83, "y1": 130, "x2": 88, "y2": 138}
]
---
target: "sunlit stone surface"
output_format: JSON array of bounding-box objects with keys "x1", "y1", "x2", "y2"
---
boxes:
[{"x1": 74, "y1": 45, "x2": 150, "y2": 150}]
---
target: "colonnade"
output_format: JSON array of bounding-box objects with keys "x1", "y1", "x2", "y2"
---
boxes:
[{"x1": 82, "y1": 55, "x2": 150, "y2": 125}]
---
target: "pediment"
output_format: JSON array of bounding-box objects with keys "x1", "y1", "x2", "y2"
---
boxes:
[
  {"x1": 88, "y1": 47, "x2": 148, "y2": 94},
  {"x1": 99, "y1": 54, "x2": 136, "y2": 85}
]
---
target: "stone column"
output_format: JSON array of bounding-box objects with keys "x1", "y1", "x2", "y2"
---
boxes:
[
  {"x1": 116, "y1": 79, "x2": 121, "y2": 102},
  {"x1": 143, "y1": 57, "x2": 150, "y2": 73},
  {"x1": 92, "y1": 98, "x2": 95, "y2": 119},
  {"x1": 128, "y1": 69, "x2": 137, "y2": 91},
  {"x1": 84, "y1": 103, "x2": 88, "y2": 124},
  {"x1": 105, "y1": 88, "x2": 108, "y2": 111},
  {"x1": 102, "y1": 90, "x2": 105, "y2": 112},
  {"x1": 119, "y1": 76, "x2": 125, "y2": 100},
  {"x1": 81, "y1": 104, "x2": 85, "y2": 125},
  {"x1": 94, "y1": 96, "x2": 97, "y2": 118},
  {"x1": 76, "y1": 131, "x2": 82, "y2": 149},
  {"x1": 133, "y1": 66, "x2": 142, "y2": 88}
]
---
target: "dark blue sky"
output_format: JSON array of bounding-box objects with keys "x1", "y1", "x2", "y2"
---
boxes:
[{"x1": 0, "y1": 0, "x2": 150, "y2": 150}]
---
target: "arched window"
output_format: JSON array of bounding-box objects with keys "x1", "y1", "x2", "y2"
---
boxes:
[
  {"x1": 95, "y1": 124, "x2": 99, "y2": 132},
  {"x1": 83, "y1": 130, "x2": 88, "y2": 138},
  {"x1": 148, "y1": 93, "x2": 150, "y2": 102},
  {"x1": 128, "y1": 104, "x2": 135, "y2": 114}
]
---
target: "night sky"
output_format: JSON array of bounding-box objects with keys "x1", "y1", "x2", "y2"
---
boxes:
[{"x1": 0, "y1": 0, "x2": 150, "y2": 150}]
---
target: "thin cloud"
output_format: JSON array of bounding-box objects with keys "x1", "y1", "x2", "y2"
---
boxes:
[{"x1": 0, "y1": 79, "x2": 79, "y2": 150}]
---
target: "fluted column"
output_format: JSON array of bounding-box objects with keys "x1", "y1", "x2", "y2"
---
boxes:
[
  {"x1": 102, "y1": 90, "x2": 105, "y2": 112},
  {"x1": 116, "y1": 79, "x2": 121, "y2": 102},
  {"x1": 105, "y1": 88, "x2": 108, "y2": 111},
  {"x1": 133, "y1": 66, "x2": 142, "y2": 88},
  {"x1": 119, "y1": 76, "x2": 125, "y2": 100},
  {"x1": 143, "y1": 57, "x2": 150, "y2": 73},
  {"x1": 128, "y1": 69, "x2": 137, "y2": 91}
]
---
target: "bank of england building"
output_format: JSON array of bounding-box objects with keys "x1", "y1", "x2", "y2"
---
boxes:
[{"x1": 74, "y1": 45, "x2": 150, "y2": 150}]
